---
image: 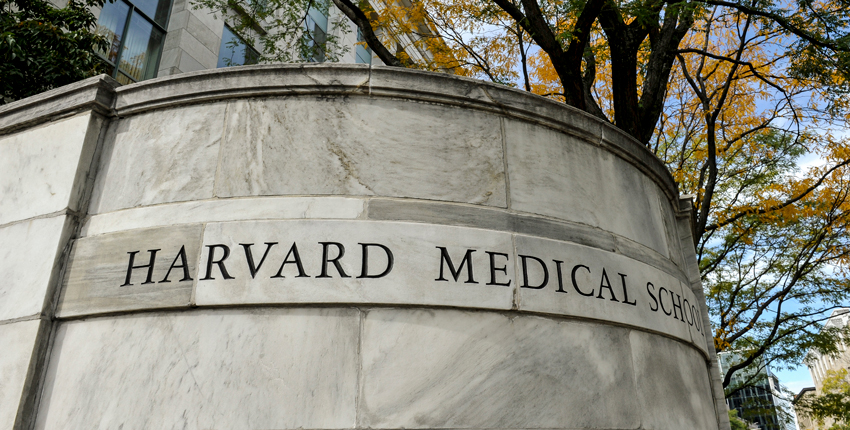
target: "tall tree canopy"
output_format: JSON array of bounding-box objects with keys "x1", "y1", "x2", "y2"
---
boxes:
[{"x1": 1, "y1": 0, "x2": 107, "y2": 103}]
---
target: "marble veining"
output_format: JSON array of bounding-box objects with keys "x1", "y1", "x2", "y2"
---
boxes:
[
  {"x1": 88, "y1": 103, "x2": 225, "y2": 214},
  {"x1": 214, "y1": 98, "x2": 507, "y2": 207},
  {"x1": 0, "y1": 319, "x2": 41, "y2": 429},
  {"x1": 36, "y1": 309, "x2": 359, "y2": 430},
  {"x1": 0, "y1": 216, "x2": 67, "y2": 321},
  {"x1": 504, "y1": 118, "x2": 670, "y2": 256},
  {"x1": 630, "y1": 330, "x2": 718, "y2": 430},
  {"x1": 0, "y1": 113, "x2": 92, "y2": 225},
  {"x1": 358, "y1": 309, "x2": 642, "y2": 429}
]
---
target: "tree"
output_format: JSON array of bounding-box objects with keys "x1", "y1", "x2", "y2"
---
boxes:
[
  {"x1": 796, "y1": 369, "x2": 850, "y2": 429},
  {"x1": 1, "y1": 0, "x2": 108, "y2": 103},
  {"x1": 729, "y1": 409, "x2": 749, "y2": 430}
]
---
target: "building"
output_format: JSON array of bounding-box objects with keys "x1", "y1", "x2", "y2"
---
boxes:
[
  {"x1": 794, "y1": 387, "x2": 817, "y2": 430},
  {"x1": 719, "y1": 351, "x2": 795, "y2": 430},
  {"x1": 794, "y1": 308, "x2": 850, "y2": 430},
  {"x1": 76, "y1": 0, "x2": 433, "y2": 84}
]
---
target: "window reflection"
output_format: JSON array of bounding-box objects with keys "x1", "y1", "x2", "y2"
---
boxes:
[
  {"x1": 95, "y1": 0, "x2": 130, "y2": 63},
  {"x1": 94, "y1": 0, "x2": 170, "y2": 83},
  {"x1": 217, "y1": 26, "x2": 259, "y2": 68}
]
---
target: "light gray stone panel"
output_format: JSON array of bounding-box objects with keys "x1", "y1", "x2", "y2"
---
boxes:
[
  {"x1": 630, "y1": 330, "x2": 719, "y2": 430},
  {"x1": 0, "y1": 113, "x2": 93, "y2": 225},
  {"x1": 681, "y1": 280, "x2": 709, "y2": 355},
  {"x1": 504, "y1": 118, "x2": 670, "y2": 255},
  {"x1": 194, "y1": 220, "x2": 515, "y2": 310},
  {"x1": 0, "y1": 216, "x2": 69, "y2": 321},
  {"x1": 0, "y1": 319, "x2": 40, "y2": 429},
  {"x1": 185, "y1": 11, "x2": 223, "y2": 55},
  {"x1": 514, "y1": 234, "x2": 697, "y2": 347},
  {"x1": 36, "y1": 308, "x2": 359, "y2": 430},
  {"x1": 57, "y1": 224, "x2": 203, "y2": 317},
  {"x1": 366, "y1": 197, "x2": 691, "y2": 284},
  {"x1": 89, "y1": 104, "x2": 224, "y2": 214},
  {"x1": 178, "y1": 51, "x2": 207, "y2": 73},
  {"x1": 81, "y1": 196, "x2": 366, "y2": 237},
  {"x1": 215, "y1": 97, "x2": 507, "y2": 207},
  {"x1": 359, "y1": 309, "x2": 641, "y2": 429}
]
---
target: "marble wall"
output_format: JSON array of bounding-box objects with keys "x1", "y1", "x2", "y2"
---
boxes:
[{"x1": 0, "y1": 65, "x2": 730, "y2": 430}]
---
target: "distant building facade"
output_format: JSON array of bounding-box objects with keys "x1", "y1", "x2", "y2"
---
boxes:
[
  {"x1": 59, "y1": 0, "x2": 431, "y2": 84},
  {"x1": 794, "y1": 308, "x2": 850, "y2": 430},
  {"x1": 719, "y1": 352, "x2": 794, "y2": 430}
]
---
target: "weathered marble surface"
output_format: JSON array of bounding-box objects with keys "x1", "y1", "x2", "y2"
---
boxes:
[
  {"x1": 36, "y1": 309, "x2": 359, "y2": 430},
  {"x1": 0, "y1": 113, "x2": 94, "y2": 225},
  {"x1": 504, "y1": 118, "x2": 670, "y2": 256},
  {"x1": 57, "y1": 224, "x2": 203, "y2": 317},
  {"x1": 88, "y1": 103, "x2": 225, "y2": 214},
  {"x1": 514, "y1": 234, "x2": 704, "y2": 347},
  {"x1": 630, "y1": 330, "x2": 718, "y2": 430},
  {"x1": 195, "y1": 220, "x2": 515, "y2": 310},
  {"x1": 0, "y1": 216, "x2": 69, "y2": 321},
  {"x1": 359, "y1": 309, "x2": 642, "y2": 429},
  {"x1": 0, "y1": 319, "x2": 40, "y2": 429},
  {"x1": 81, "y1": 196, "x2": 366, "y2": 237},
  {"x1": 215, "y1": 98, "x2": 507, "y2": 206}
]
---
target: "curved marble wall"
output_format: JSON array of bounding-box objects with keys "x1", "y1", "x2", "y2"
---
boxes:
[{"x1": 0, "y1": 64, "x2": 729, "y2": 430}]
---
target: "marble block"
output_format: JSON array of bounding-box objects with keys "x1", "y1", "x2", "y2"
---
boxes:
[
  {"x1": 81, "y1": 196, "x2": 366, "y2": 237},
  {"x1": 504, "y1": 118, "x2": 670, "y2": 256},
  {"x1": 215, "y1": 97, "x2": 507, "y2": 207},
  {"x1": 36, "y1": 308, "x2": 359, "y2": 430},
  {"x1": 681, "y1": 280, "x2": 709, "y2": 354},
  {"x1": 359, "y1": 309, "x2": 641, "y2": 429},
  {"x1": 630, "y1": 330, "x2": 718, "y2": 430},
  {"x1": 195, "y1": 220, "x2": 515, "y2": 310},
  {"x1": 57, "y1": 224, "x2": 203, "y2": 317},
  {"x1": 514, "y1": 234, "x2": 703, "y2": 349},
  {"x1": 0, "y1": 113, "x2": 94, "y2": 225},
  {"x1": 88, "y1": 103, "x2": 225, "y2": 214},
  {"x1": 0, "y1": 216, "x2": 68, "y2": 321},
  {"x1": 0, "y1": 319, "x2": 41, "y2": 429}
]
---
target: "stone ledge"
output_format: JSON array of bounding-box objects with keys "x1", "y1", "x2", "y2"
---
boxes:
[{"x1": 0, "y1": 75, "x2": 118, "y2": 136}]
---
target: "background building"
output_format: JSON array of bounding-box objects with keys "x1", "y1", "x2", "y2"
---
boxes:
[
  {"x1": 56, "y1": 0, "x2": 430, "y2": 84},
  {"x1": 794, "y1": 308, "x2": 850, "y2": 430},
  {"x1": 719, "y1": 352, "x2": 795, "y2": 430}
]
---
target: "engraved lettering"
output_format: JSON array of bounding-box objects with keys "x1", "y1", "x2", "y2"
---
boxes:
[
  {"x1": 121, "y1": 249, "x2": 160, "y2": 286},
  {"x1": 240, "y1": 242, "x2": 277, "y2": 279},
  {"x1": 200, "y1": 244, "x2": 235, "y2": 280},
  {"x1": 318, "y1": 242, "x2": 350, "y2": 278},
  {"x1": 571, "y1": 264, "x2": 594, "y2": 296},
  {"x1": 519, "y1": 255, "x2": 548, "y2": 289},
  {"x1": 358, "y1": 243, "x2": 394, "y2": 279},
  {"x1": 435, "y1": 247, "x2": 477, "y2": 284},
  {"x1": 271, "y1": 243, "x2": 309, "y2": 278},
  {"x1": 485, "y1": 251, "x2": 511, "y2": 286},
  {"x1": 159, "y1": 245, "x2": 192, "y2": 283}
]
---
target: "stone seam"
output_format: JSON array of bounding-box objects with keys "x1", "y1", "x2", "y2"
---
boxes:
[{"x1": 50, "y1": 304, "x2": 712, "y2": 360}]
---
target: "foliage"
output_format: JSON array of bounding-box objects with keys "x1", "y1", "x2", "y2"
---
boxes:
[
  {"x1": 0, "y1": 0, "x2": 108, "y2": 103},
  {"x1": 729, "y1": 409, "x2": 750, "y2": 430},
  {"x1": 797, "y1": 369, "x2": 850, "y2": 428},
  {"x1": 191, "y1": 0, "x2": 352, "y2": 63}
]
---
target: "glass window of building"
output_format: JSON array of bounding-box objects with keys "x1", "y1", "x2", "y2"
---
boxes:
[
  {"x1": 95, "y1": 0, "x2": 170, "y2": 84},
  {"x1": 355, "y1": 28, "x2": 371, "y2": 64},
  {"x1": 304, "y1": 0, "x2": 328, "y2": 62},
  {"x1": 217, "y1": 26, "x2": 260, "y2": 68}
]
